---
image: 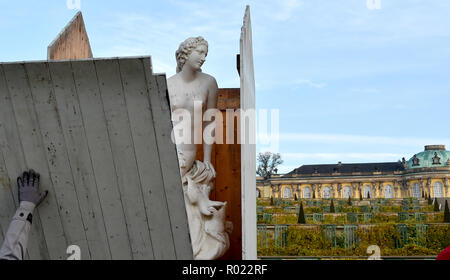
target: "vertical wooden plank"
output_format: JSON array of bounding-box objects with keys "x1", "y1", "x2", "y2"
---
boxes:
[
  {"x1": 240, "y1": 6, "x2": 257, "y2": 260},
  {"x1": 50, "y1": 62, "x2": 111, "y2": 260},
  {"x1": 0, "y1": 221, "x2": 3, "y2": 244},
  {"x1": 26, "y1": 62, "x2": 90, "y2": 260},
  {"x1": 143, "y1": 59, "x2": 193, "y2": 259},
  {"x1": 118, "y1": 58, "x2": 176, "y2": 259},
  {"x1": 47, "y1": 61, "x2": 111, "y2": 260},
  {"x1": 0, "y1": 149, "x2": 16, "y2": 245},
  {"x1": 2, "y1": 63, "x2": 67, "y2": 260},
  {"x1": 94, "y1": 59, "x2": 153, "y2": 260},
  {"x1": 71, "y1": 60, "x2": 131, "y2": 260}
]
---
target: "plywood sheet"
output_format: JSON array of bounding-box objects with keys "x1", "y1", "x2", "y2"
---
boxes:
[
  {"x1": 240, "y1": 6, "x2": 257, "y2": 260},
  {"x1": 47, "y1": 12, "x2": 93, "y2": 60},
  {"x1": 0, "y1": 57, "x2": 192, "y2": 260}
]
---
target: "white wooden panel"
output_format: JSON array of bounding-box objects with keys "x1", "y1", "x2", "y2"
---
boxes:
[
  {"x1": 143, "y1": 59, "x2": 193, "y2": 259},
  {"x1": 240, "y1": 6, "x2": 257, "y2": 260},
  {"x1": 2, "y1": 63, "x2": 67, "y2": 259},
  {"x1": 0, "y1": 66, "x2": 48, "y2": 259},
  {"x1": 25, "y1": 62, "x2": 90, "y2": 260},
  {"x1": 46, "y1": 61, "x2": 111, "y2": 260},
  {"x1": 0, "y1": 57, "x2": 191, "y2": 260},
  {"x1": 118, "y1": 58, "x2": 177, "y2": 259},
  {"x1": 71, "y1": 60, "x2": 132, "y2": 260},
  {"x1": 94, "y1": 59, "x2": 153, "y2": 260}
]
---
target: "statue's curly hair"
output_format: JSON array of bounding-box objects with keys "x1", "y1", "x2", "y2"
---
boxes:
[{"x1": 175, "y1": 37, "x2": 208, "y2": 73}]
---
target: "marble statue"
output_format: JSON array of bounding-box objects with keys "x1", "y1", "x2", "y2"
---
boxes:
[{"x1": 167, "y1": 37, "x2": 231, "y2": 260}]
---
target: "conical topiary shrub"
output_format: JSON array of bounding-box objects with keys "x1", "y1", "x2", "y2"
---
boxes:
[
  {"x1": 444, "y1": 200, "x2": 450, "y2": 223},
  {"x1": 330, "y1": 199, "x2": 335, "y2": 213},
  {"x1": 313, "y1": 191, "x2": 316, "y2": 199},
  {"x1": 360, "y1": 192, "x2": 363, "y2": 201},
  {"x1": 433, "y1": 198, "x2": 440, "y2": 212},
  {"x1": 348, "y1": 196, "x2": 352, "y2": 206},
  {"x1": 294, "y1": 193, "x2": 298, "y2": 201},
  {"x1": 298, "y1": 202, "x2": 306, "y2": 224},
  {"x1": 270, "y1": 196, "x2": 274, "y2": 206},
  {"x1": 428, "y1": 194, "x2": 432, "y2": 205},
  {"x1": 367, "y1": 192, "x2": 371, "y2": 199}
]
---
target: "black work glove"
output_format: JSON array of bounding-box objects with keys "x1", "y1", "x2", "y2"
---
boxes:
[{"x1": 17, "y1": 170, "x2": 48, "y2": 208}]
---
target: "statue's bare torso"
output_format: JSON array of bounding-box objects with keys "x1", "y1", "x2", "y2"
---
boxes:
[{"x1": 168, "y1": 72, "x2": 218, "y2": 177}]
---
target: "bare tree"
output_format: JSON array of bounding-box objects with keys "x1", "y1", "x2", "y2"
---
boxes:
[{"x1": 257, "y1": 152, "x2": 283, "y2": 179}]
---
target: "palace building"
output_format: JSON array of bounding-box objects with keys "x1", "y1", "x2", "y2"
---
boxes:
[{"x1": 257, "y1": 145, "x2": 450, "y2": 200}]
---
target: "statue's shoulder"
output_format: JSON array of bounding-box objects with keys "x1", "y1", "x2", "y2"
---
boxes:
[{"x1": 199, "y1": 72, "x2": 218, "y2": 86}]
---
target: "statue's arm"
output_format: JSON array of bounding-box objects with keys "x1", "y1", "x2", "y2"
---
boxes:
[{"x1": 203, "y1": 77, "x2": 218, "y2": 165}]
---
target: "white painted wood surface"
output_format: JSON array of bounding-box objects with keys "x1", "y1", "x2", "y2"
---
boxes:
[
  {"x1": 0, "y1": 57, "x2": 192, "y2": 260},
  {"x1": 240, "y1": 6, "x2": 257, "y2": 260}
]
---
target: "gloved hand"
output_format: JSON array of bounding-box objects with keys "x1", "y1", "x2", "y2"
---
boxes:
[{"x1": 17, "y1": 170, "x2": 48, "y2": 208}]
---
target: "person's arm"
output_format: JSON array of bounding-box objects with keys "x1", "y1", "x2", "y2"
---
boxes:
[
  {"x1": 0, "y1": 170, "x2": 48, "y2": 260},
  {"x1": 203, "y1": 77, "x2": 218, "y2": 175}
]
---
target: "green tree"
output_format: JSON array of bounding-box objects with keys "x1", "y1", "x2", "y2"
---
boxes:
[
  {"x1": 270, "y1": 196, "x2": 274, "y2": 206},
  {"x1": 359, "y1": 192, "x2": 363, "y2": 201},
  {"x1": 433, "y1": 199, "x2": 440, "y2": 212},
  {"x1": 330, "y1": 199, "x2": 335, "y2": 213},
  {"x1": 256, "y1": 152, "x2": 283, "y2": 179},
  {"x1": 428, "y1": 194, "x2": 432, "y2": 205},
  {"x1": 348, "y1": 196, "x2": 352, "y2": 206},
  {"x1": 367, "y1": 192, "x2": 371, "y2": 199},
  {"x1": 297, "y1": 202, "x2": 306, "y2": 224},
  {"x1": 444, "y1": 200, "x2": 450, "y2": 223}
]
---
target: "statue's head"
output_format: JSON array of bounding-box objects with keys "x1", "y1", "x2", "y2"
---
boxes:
[{"x1": 176, "y1": 36, "x2": 209, "y2": 73}]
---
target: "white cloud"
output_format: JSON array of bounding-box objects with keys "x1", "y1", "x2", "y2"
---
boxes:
[
  {"x1": 282, "y1": 152, "x2": 403, "y2": 162},
  {"x1": 294, "y1": 78, "x2": 326, "y2": 88},
  {"x1": 278, "y1": 133, "x2": 450, "y2": 147}
]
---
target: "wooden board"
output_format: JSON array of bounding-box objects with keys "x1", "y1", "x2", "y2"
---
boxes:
[
  {"x1": 240, "y1": 6, "x2": 257, "y2": 260},
  {"x1": 0, "y1": 57, "x2": 192, "y2": 260},
  {"x1": 196, "y1": 88, "x2": 242, "y2": 260},
  {"x1": 47, "y1": 12, "x2": 93, "y2": 60}
]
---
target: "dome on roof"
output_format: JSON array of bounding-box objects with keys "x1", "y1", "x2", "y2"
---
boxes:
[{"x1": 407, "y1": 145, "x2": 450, "y2": 169}]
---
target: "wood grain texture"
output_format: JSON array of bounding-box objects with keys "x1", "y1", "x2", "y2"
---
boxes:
[
  {"x1": 195, "y1": 89, "x2": 242, "y2": 260},
  {"x1": 0, "y1": 57, "x2": 191, "y2": 259},
  {"x1": 143, "y1": 59, "x2": 193, "y2": 259},
  {"x1": 0, "y1": 66, "x2": 48, "y2": 259},
  {"x1": 240, "y1": 6, "x2": 257, "y2": 260},
  {"x1": 47, "y1": 12, "x2": 93, "y2": 60}
]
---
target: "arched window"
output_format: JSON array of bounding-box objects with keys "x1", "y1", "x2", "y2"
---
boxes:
[
  {"x1": 323, "y1": 187, "x2": 331, "y2": 199},
  {"x1": 364, "y1": 186, "x2": 372, "y2": 199},
  {"x1": 384, "y1": 185, "x2": 393, "y2": 199},
  {"x1": 413, "y1": 183, "x2": 421, "y2": 198},
  {"x1": 303, "y1": 187, "x2": 311, "y2": 199},
  {"x1": 283, "y1": 187, "x2": 292, "y2": 199},
  {"x1": 343, "y1": 186, "x2": 352, "y2": 198},
  {"x1": 433, "y1": 182, "x2": 443, "y2": 198}
]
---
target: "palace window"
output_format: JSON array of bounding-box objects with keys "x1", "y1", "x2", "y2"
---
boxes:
[
  {"x1": 413, "y1": 183, "x2": 421, "y2": 198},
  {"x1": 283, "y1": 187, "x2": 292, "y2": 199},
  {"x1": 303, "y1": 187, "x2": 312, "y2": 199},
  {"x1": 364, "y1": 186, "x2": 372, "y2": 198},
  {"x1": 323, "y1": 187, "x2": 331, "y2": 199},
  {"x1": 433, "y1": 182, "x2": 443, "y2": 198},
  {"x1": 384, "y1": 185, "x2": 393, "y2": 199},
  {"x1": 343, "y1": 186, "x2": 352, "y2": 198},
  {"x1": 432, "y1": 152, "x2": 441, "y2": 165}
]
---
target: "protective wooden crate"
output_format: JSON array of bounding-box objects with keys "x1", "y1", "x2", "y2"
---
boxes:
[{"x1": 0, "y1": 57, "x2": 192, "y2": 260}]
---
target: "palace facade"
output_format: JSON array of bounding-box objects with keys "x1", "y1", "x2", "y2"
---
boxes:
[{"x1": 257, "y1": 145, "x2": 450, "y2": 200}]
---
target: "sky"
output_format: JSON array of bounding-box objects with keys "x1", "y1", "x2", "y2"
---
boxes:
[{"x1": 0, "y1": 0, "x2": 449, "y2": 174}]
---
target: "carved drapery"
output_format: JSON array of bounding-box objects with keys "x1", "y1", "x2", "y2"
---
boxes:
[{"x1": 372, "y1": 182, "x2": 378, "y2": 198}]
